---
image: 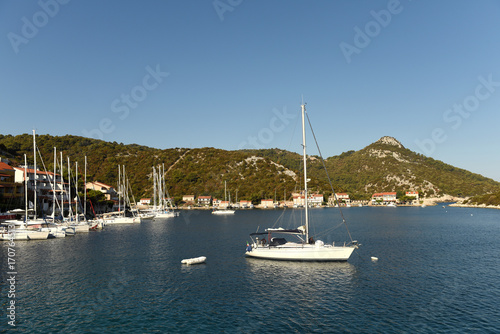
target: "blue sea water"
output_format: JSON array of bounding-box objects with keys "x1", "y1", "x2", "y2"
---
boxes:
[{"x1": 1, "y1": 206, "x2": 499, "y2": 333}]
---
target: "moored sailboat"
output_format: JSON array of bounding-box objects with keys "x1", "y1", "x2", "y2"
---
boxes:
[
  {"x1": 152, "y1": 164, "x2": 179, "y2": 219},
  {"x1": 0, "y1": 153, "x2": 49, "y2": 241},
  {"x1": 245, "y1": 103, "x2": 358, "y2": 261},
  {"x1": 212, "y1": 181, "x2": 235, "y2": 215},
  {"x1": 104, "y1": 165, "x2": 141, "y2": 224}
]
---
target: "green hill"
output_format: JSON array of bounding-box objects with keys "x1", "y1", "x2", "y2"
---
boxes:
[
  {"x1": 465, "y1": 190, "x2": 500, "y2": 206},
  {"x1": 318, "y1": 136, "x2": 500, "y2": 199},
  {"x1": 1, "y1": 134, "x2": 499, "y2": 204}
]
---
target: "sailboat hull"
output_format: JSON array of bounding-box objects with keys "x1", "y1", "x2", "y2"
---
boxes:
[
  {"x1": 154, "y1": 211, "x2": 178, "y2": 219},
  {"x1": 0, "y1": 230, "x2": 50, "y2": 240},
  {"x1": 212, "y1": 210, "x2": 235, "y2": 215},
  {"x1": 246, "y1": 243, "x2": 355, "y2": 261},
  {"x1": 105, "y1": 217, "x2": 141, "y2": 224}
]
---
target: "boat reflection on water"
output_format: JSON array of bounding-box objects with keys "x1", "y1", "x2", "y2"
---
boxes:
[
  {"x1": 246, "y1": 258, "x2": 356, "y2": 281},
  {"x1": 245, "y1": 257, "x2": 357, "y2": 298},
  {"x1": 242, "y1": 258, "x2": 358, "y2": 331}
]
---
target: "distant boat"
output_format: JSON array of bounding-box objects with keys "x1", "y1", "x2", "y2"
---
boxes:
[
  {"x1": 105, "y1": 165, "x2": 141, "y2": 225},
  {"x1": 212, "y1": 209, "x2": 235, "y2": 215},
  {"x1": 152, "y1": 164, "x2": 179, "y2": 220},
  {"x1": 387, "y1": 202, "x2": 397, "y2": 207},
  {"x1": 103, "y1": 211, "x2": 141, "y2": 224},
  {"x1": 212, "y1": 181, "x2": 235, "y2": 215},
  {"x1": 245, "y1": 103, "x2": 358, "y2": 261},
  {"x1": 181, "y1": 256, "x2": 206, "y2": 265}
]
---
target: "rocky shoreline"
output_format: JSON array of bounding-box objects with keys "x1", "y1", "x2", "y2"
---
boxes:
[{"x1": 448, "y1": 203, "x2": 500, "y2": 210}]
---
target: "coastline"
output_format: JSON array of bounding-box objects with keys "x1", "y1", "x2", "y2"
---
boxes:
[{"x1": 448, "y1": 203, "x2": 500, "y2": 210}]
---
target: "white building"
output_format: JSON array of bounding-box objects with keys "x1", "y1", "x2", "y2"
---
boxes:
[
  {"x1": 260, "y1": 199, "x2": 274, "y2": 208},
  {"x1": 197, "y1": 196, "x2": 212, "y2": 206},
  {"x1": 372, "y1": 192, "x2": 397, "y2": 204},
  {"x1": 405, "y1": 191, "x2": 419, "y2": 200},
  {"x1": 309, "y1": 194, "x2": 324, "y2": 206},
  {"x1": 139, "y1": 198, "x2": 151, "y2": 205}
]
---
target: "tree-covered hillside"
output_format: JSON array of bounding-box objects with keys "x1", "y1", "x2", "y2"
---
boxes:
[{"x1": 1, "y1": 134, "x2": 499, "y2": 203}]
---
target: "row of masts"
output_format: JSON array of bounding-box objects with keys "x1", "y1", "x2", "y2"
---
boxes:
[
  {"x1": 29, "y1": 130, "x2": 140, "y2": 222},
  {"x1": 117, "y1": 165, "x2": 136, "y2": 214},
  {"x1": 30, "y1": 129, "x2": 89, "y2": 223},
  {"x1": 152, "y1": 164, "x2": 174, "y2": 211}
]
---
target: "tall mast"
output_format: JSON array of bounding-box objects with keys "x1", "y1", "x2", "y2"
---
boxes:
[
  {"x1": 157, "y1": 165, "x2": 162, "y2": 210},
  {"x1": 118, "y1": 165, "x2": 121, "y2": 213},
  {"x1": 160, "y1": 164, "x2": 163, "y2": 209},
  {"x1": 301, "y1": 103, "x2": 309, "y2": 241},
  {"x1": 76, "y1": 161, "x2": 79, "y2": 223},
  {"x1": 153, "y1": 166, "x2": 156, "y2": 211},
  {"x1": 161, "y1": 162, "x2": 168, "y2": 210},
  {"x1": 24, "y1": 154, "x2": 28, "y2": 225},
  {"x1": 53, "y1": 147, "x2": 56, "y2": 223},
  {"x1": 68, "y1": 157, "x2": 72, "y2": 220},
  {"x1": 60, "y1": 152, "x2": 64, "y2": 218},
  {"x1": 33, "y1": 129, "x2": 37, "y2": 219},
  {"x1": 123, "y1": 165, "x2": 127, "y2": 210},
  {"x1": 84, "y1": 156, "x2": 87, "y2": 219}
]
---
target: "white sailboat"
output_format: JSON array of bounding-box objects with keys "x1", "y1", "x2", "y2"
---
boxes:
[
  {"x1": 153, "y1": 164, "x2": 178, "y2": 219},
  {"x1": 245, "y1": 103, "x2": 358, "y2": 261},
  {"x1": 1, "y1": 153, "x2": 49, "y2": 241},
  {"x1": 105, "y1": 165, "x2": 141, "y2": 224},
  {"x1": 212, "y1": 180, "x2": 235, "y2": 215}
]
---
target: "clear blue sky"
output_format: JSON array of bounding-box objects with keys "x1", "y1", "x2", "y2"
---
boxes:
[{"x1": 1, "y1": 1, "x2": 500, "y2": 182}]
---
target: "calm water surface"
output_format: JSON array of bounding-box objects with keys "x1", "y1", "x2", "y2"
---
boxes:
[{"x1": 1, "y1": 206, "x2": 499, "y2": 333}]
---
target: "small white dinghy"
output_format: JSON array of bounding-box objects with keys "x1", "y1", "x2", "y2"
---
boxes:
[
  {"x1": 181, "y1": 256, "x2": 206, "y2": 265},
  {"x1": 371, "y1": 256, "x2": 379, "y2": 261}
]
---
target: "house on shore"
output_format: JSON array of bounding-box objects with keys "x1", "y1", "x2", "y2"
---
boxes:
[
  {"x1": 85, "y1": 181, "x2": 119, "y2": 212},
  {"x1": 0, "y1": 161, "x2": 22, "y2": 203},
  {"x1": 309, "y1": 194, "x2": 324, "y2": 206},
  {"x1": 260, "y1": 199, "x2": 274, "y2": 208},
  {"x1": 218, "y1": 200, "x2": 230, "y2": 209},
  {"x1": 86, "y1": 181, "x2": 118, "y2": 201},
  {"x1": 371, "y1": 192, "x2": 397, "y2": 204},
  {"x1": 182, "y1": 195, "x2": 195, "y2": 205},
  {"x1": 328, "y1": 193, "x2": 350, "y2": 206},
  {"x1": 197, "y1": 195, "x2": 212, "y2": 207},
  {"x1": 139, "y1": 198, "x2": 151, "y2": 205},
  {"x1": 239, "y1": 200, "x2": 252, "y2": 209},
  {"x1": 406, "y1": 191, "x2": 419, "y2": 200},
  {"x1": 292, "y1": 194, "x2": 305, "y2": 207}
]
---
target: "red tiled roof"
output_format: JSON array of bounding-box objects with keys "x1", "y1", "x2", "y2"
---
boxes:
[
  {"x1": 13, "y1": 167, "x2": 56, "y2": 176},
  {"x1": 0, "y1": 162, "x2": 14, "y2": 171},
  {"x1": 87, "y1": 181, "x2": 113, "y2": 188},
  {"x1": 372, "y1": 192, "x2": 397, "y2": 197}
]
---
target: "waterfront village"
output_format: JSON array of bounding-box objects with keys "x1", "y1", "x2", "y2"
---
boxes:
[{"x1": 0, "y1": 158, "x2": 425, "y2": 220}]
